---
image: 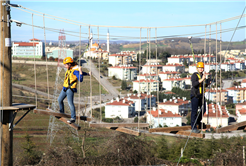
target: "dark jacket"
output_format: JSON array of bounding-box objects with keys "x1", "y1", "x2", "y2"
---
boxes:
[{"x1": 190, "y1": 72, "x2": 206, "y2": 97}]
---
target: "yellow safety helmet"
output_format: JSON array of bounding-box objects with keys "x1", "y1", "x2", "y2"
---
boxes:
[
  {"x1": 196, "y1": 62, "x2": 204, "y2": 68},
  {"x1": 63, "y1": 57, "x2": 73, "y2": 64}
]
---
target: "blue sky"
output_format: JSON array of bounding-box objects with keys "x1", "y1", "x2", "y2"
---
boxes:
[{"x1": 11, "y1": 0, "x2": 246, "y2": 42}]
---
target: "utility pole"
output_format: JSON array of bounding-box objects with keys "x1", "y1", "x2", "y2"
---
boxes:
[{"x1": 0, "y1": 0, "x2": 13, "y2": 165}]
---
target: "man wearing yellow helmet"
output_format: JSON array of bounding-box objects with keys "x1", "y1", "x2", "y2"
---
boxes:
[
  {"x1": 58, "y1": 57, "x2": 90, "y2": 124},
  {"x1": 190, "y1": 62, "x2": 211, "y2": 133}
]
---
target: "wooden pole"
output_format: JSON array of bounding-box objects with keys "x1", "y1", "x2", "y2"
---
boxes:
[{"x1": 1, "y1": 1, "x2": 13, "y2": 165}]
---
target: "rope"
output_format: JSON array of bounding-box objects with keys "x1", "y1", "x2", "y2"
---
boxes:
[
  {"x1": 97, "y1": 26, "x2": 102, "y2": 123},
  {"x1": 78, "y1": 25, "x2": 81, "y2": 126},
  {"x1": 13, "y1": 20, "x2": 246, "y2": 41},
  {"x1": 138, "y1": 28, "x2": 142, "y2": 132},
  {"x1": 89, "y1": 26, "x2": 93, "y2": 118},
  {"x1": 43, "y1": 14, "x2": 50, "y2": 108},
  {"x1": 32, "y1": 13, "x2": 38, "y2": 108},
  {"x1": 9, "y1": 5, "x2": 246, "y2": 29},
  {"x1": 220, "y1": 23, "x2": 222, "y2": 126},
  {"x1": 155, "y1": 28, "x2": 159, "y2": 126}
]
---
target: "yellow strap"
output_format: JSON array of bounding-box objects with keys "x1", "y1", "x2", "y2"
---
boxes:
[{"x1": 196, "y1": 73, "x2": 205, "y2": 94}]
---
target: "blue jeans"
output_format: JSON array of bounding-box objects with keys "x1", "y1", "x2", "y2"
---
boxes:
[
  {"x1": 191, "y1": 94, "x2": 206, "y2": 130},
  {"x1": 58, "y1": 89, "x2": 76, "y2": 119}
]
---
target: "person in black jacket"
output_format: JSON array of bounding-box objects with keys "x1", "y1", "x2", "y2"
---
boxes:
[{"x1": 190, "y1": 62, "x2": 211, "y2": 133}]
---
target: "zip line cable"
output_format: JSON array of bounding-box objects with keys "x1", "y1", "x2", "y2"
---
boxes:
[
  {"x1": 176, "y1": 6, "x2": 246, "y2": 166},
  {"x1": 9, "y1": 4, "x2": 246, "y2": 29},
  {"x1": 16, "y1": 21, "x2": 246, "y2": 41}
]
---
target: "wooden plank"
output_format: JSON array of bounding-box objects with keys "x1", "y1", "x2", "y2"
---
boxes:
[
  {"x1": 149, "y1": 126, "x2": 191, "y2": 133},
  {"x1": 89, "y1": 123, "x2": 149, "y2": 128},
  {"x1": 115, "y1": 128, "x2": 140, "y2": 136},
  {"x1": 217, "y1": 121, "x2": 246, "y2": 133},
  {"x1": 176, "y1": 131, "x2": 205, "y2": 138},
  {"x1": 55, "y1": 117, "x2": 81, "y2": 130},
  {"x1": 106, "y1": 127, "x2": 140, "y2": 136},
  {"x1": 46, "y1": 108, "x2": 91, "y2": 121},
  {"x1": 33, "y1": 109, "x2": 91, "y2": 122},
  {"x1": 0, "y1": 103, "x2": 36, "y2": 111}
]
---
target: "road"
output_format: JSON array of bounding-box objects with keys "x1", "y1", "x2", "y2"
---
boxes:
[{"x1": 82, "y1": 59, "x2": 119, "y2": 97}]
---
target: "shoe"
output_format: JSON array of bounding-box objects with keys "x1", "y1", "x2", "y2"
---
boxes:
[
  {"x1": 192, "y1": 129, "x2": 200, "y2": 133},
  {"x1": 67, "y1": 119, "x2": 75, "y2": 124}
]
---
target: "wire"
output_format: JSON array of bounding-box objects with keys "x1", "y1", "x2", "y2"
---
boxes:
[{"x1": 10, "y1": 4, "x2": 246, "y2": 29}]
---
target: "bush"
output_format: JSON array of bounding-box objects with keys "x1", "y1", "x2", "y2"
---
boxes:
[{"x1": 19, "y1": 134, "x2": 42, "y2": 165}]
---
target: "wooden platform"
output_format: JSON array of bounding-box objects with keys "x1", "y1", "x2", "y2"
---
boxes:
[
  {"x1": 217, "y1": 121, "x2": 246, "y2": 133},
  {"x1": 1, "y1": 103, "x2": 36, "y2": 111},
  {"x1": 1, "y1": 103, "x2": 36, "y2": 131},
  {"x1": 107, "y1": 127, "x2": 140, "y2": 136},
  {"x1": 149, "y1": 126, "x2": 191, "y2": 133},
  {"x1": 176, "y1": 131, "x2": 205, "y2": 138},
  {"x1": 149, "y1": 125, "x2": 210, "y2": 133},
  {"x1": 33, "y1": 108, "x2": 91, "y2": 121},
  {"x1": 33, "y1": 108, "x2": 91, "y2": 130},
  {"x1": 90, "y1": 123, "x2": 149, "y2": 128}
]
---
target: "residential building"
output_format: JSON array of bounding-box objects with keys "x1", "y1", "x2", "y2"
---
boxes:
[
  {"x1": 202, "y1": 103, "x2": 230, "y2": 127},
  {"x1": 137, "y1": 73, "x2": 159, "y2": 81},
  {"x1": 46, "y1": 48, "x2": 73, "y2": 59},
  {"x1": 158, "y1": 97, "x2": 191, "y2": 116},
  {"x1": 146, "y1": 108, "x2": 182, "y2": 128},
  {"x1": 105, "y1": 97, "x2": 135, "y2": 118},
  {"x1": 142, "y1": 63, "x2": 162, "y2": 74},
  {"x1": 12, "y1": 38, "x2": 45, "y2": 58},
  {"x1": 221, "y1": 62, "x2": 235, "y2": 72},
  {"x1": 120, "y1": 51, "x2": 137, "y2": 61},
  {"x1": 226, "y1": 86, "x2": 246, "y2": 103},
  {"x1": 158, "y1": 71, "x2": 180, "y2": 81},
  {"x1": 242, "y1": 78, "x2": 246, "y2": 88},
  {"x1": 161, "y1": 77, "x2": 186, "y2": 91},
  {"x1": 108, "y1": 53, "x2": 132, "y2": 66},
  {"x1": 83, "y1": 42, "x2": 109, "y2": 60},
  {"x1": 234, "y1": 60, "x2": 245, "y2": 70},
  {"x1": 236, "y1": 108, "x2": 246, "y2": 122},
  {"x1": 108, "y1": 64, "x2": 137, "y2": 80},
  {"x1": 133, "y1": 79, "x2": 158, "y2": 93},
  {"x1": 126, "y1": 93, "x2": 156, "y2": 112},
  {"x1": 162, "y1": 63, "x2": 185, "y2": 73},
  {"x1": 205, "y1": 88, "x2": 228, "y2": 104}
]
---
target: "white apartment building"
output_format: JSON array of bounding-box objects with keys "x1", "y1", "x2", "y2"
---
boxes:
[
  {"x1": 108, "y1": 53, "x2": 132, "y2": 66},
  {"x1": 105, "y1": 98, "x2": 135, "y2": 118},
  {"x1": 120, "y1": 51, "x2": 137, "y2": 61},
  {"x1": 146, "y1": 108, "x2": 182, "y2": 128},
  {"x1": 142, "y1": 63, "x2": 162, "y2": 74},
  {"x1": 162, "y1": 63, "x2": 185, "y2": 73},
  {"x1": 158, "y1": 97, "x2": 191, "y2": 116},
  {"x1": 221, "y1": 62, "x2": 235, "y2": 72},
  {"x1": 205, "y1": 88, "x2": 228, "y2": 104},
  {"x1": 126, "y1": 93, "x2": 156, "y2": 112},
  {"x1": 12, "y1": 38, "x2": 45, "y2": 58},
  {"x1": 234, "y1": 60, "x2": 245, "y2": 70},
  {"x1": 133, "y1": 79, "x2": 158, "y2": 93},
  {"x1": 242, "y1": 79, "x2": 246, "y2": 88},
  {"x1": 202, "y1": 103, "x2": 229, "y2": 127},
  {"x1": 226, "y1": 86, "x2": 246, "y2": 103},
  {"x1": 161, "y1": 77, "x2": 186, "y2": 91},
  {"x1": 158, "y1": 71, "x2": 180, "y2": 81},
  {"x1": 236, "y1": 108, "x2": 246, "y2": 123},
  {"x1": 108, "y1": 64, "x2": 137, "y2": 80},
  {"x1": 137, "y1": 74, "x2": 158, "y2": 81}
]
